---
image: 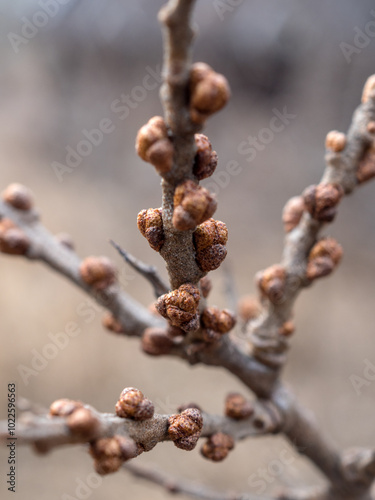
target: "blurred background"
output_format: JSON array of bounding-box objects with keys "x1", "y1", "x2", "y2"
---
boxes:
[{"x1": 1, "y1": 0, "x2": 375, "y2": 498}]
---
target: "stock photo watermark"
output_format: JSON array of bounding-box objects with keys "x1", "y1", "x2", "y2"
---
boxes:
[
  {"x1": 349, "y1": 358, "x2": 375, "y2": 396},
  {"x1": 8, "y1": 0, "x2": 74, "y2": 54},
  {"x1": 213, "y1": 0, "x2": 244, "y2": 21},
  {"x1": 340, "y1": 10, "x2": 375, "y2": 63},
  {"x1": 61, "y1": 472, "x2": 102, "y2": 500},
  {"x1": 51, "y1": 65, "x2": 162, "y2": 182}
]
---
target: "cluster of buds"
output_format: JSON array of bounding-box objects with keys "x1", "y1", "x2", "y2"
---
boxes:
[
  {"x1": 302, "y1": 183, "x2": 344, "y2": 223},
  {"x1": 325, "y1": 131, "x2": 347, "y2": 153},
  {"x1": 0, "y1": 218, "x2": 30, "y2": 256},
  {"x1": 2, "y1": 183, "x2": 34, "y2": 211},
  {"x1": 173, "y1": 180, "x2": 216, "y2": 231},
  {"x1": 137, "y1": 208, "x2": 164, "y2": 251},
  {"x1": 282, "y1": 196, "x2": 305, "y2": 233},
  {"x1": 256, "y1": 264, "x2": 287, "y2": 304},
  {"x1": 200, "y1": 306, "x2": 236, "y2": 343},
  {"x1": 115, "y1": 388, "x2": 154, "y2": 421},
  {"x1": 306, "y1": 238, "x2": 343, "y2": 281},
  {"x1": 357, "y1": 146, "x2": 375, "y2": 184},
  {"x1": 79, "y1": 256, "x2": 117, "y2": 290},
  {"x1": 201, "y1": 432, "x2": 234, "y2": 462},
  {"x1": 238, "y1": 295, "x2": 262, "y2": 323},
  {"x1": 189, "y1": 63, "x2": 230, "y2": 124},
  {"x1": 156, "y1": 283, "x2": 200, "y2": 332},
  {"x1": 224, "y1": 393, "x2": 253, "y2": 420},
  {"x1": 90, "y1": 435, "x2": 138, "y2": 475},
  {"x1": 141, "y1": 327, "x2": 175, "y2": 356},
  {"x1": 193, "y1": 134, "x2": 218, "y2": 180},
  {"x1": 193, "y1": 218, "x2": 228, "y2": 272},
  {"x1": 136, "y1": 116, "x2": 173, "y2": 174},
  {"x1": 49, "y1": 399, "x2": 100, "y2": 440},
  {"x1": 168, "y1": 408, "x2": 203, "y2": 451}
]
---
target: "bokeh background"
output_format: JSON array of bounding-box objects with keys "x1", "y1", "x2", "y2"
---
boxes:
[{"x1": 1, "y1": 1, "x2": 375, "y2": 498}]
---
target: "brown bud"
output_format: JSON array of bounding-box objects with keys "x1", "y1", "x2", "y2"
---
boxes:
[
  {"x1": 225, "y1": 393, "x2": 253, "y2": 420},
  {"x1": 2, "y1": 183, "x2": 34, "y2": 211},
  {"x1": 90, "y1": 435, "x2": 137, "y2": 475},
  {"x1": 201, "y1": 307, "x2": 236, "y2": 334},
  {"x1": 66, "y1": 407, "x2": 100, "y2": 439},
  {"x1": 367, "y1": 121, "x2": 375, "y2": 134},
  {"x1": 135, "y1": 116, "x2": 173, "y2": 173},
  {"x1": 115, "y1": 387, "x2": 154, "y2": 421},
  {"x1": 194, "y1": 218, "x2": 228, "y2": 272},
  {"x1": 199, "y1": 276, "x2": 212, "y2": 298},
  {"x1": 94, "y1": 456, "x2": 123, "y2": 475},
  {"x1": 79, "y1": 256, "x2": 116, "y2": 290},
  {"x1": 190, "y1": 63, "x2": 230, "y2": 124},
  {"x1": 173, "y1": 180, "x2": 217, "y2": 231},
  {"x1": 55, "y1": 232, "x2": 75, "y2": 250},
  {"x1": 256, "y1": 264, "x2": 287, "y2": 304},
  {"x1": 362, "y1": 75, "x2": 375, "y2": 103},
  {"x1": 156, "y1": 284, "x2": 200, "y2": 333},
  {"x1": 302, "y1": 184, "x2": 344, "y2": 222},
  {"x1": 306, "y1": 238, "x2": 343, "y2": 281},
  {"x1": 168, "y1": 408, "x2": 203, "y2": 450},
  {"x1": 238, "y1": 296, "x2": 262, "y2": 323},
  {"x1": 193, "y1": 134, "x2": 218, "y2": 180},
  {"x1": 102, "y1": 312, "x2": 124, "y2": 334},
  {"x1": 177, "y1": 403, "x2": 202, "y2": 413},
  {"x1": 279, "y1": 321, "x2": 295, "y2": 337},
  {"x1": 167, "y1": 325, "x2": 186, "y2": 338},
  {"x1": 137, "y1": 208, "x2": 164, "y2": 251},
  {"x1": 201, "y1": 329, "x2": 222, "y2": 344},
  {"x1": 282, "y1": 196, "x2": 305, "y2": 232},
  {"x1": 201, "y1": 432, "x2": 234, "y2": 462},
  {"x1": 325, "y1": 131, "x2": 347, "y2": 153},
  {"x1": 0, "y1": 227, "x2": 30, "y2": 255},
  {"x1": 141, "y1": 327, "x2": 175, "y2": 356},
  {"x1": 357, "y1": 149, "x2": 375, "y2": 184},
  {"x1": 49, "y1": 399, "x2": 83, "y2": 417}
]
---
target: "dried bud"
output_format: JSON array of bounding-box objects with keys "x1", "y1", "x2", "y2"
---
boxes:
[
  {"x1": 115, "y1": 387, "x2": 154, "y2": 421},
  {"x1": 279, "y1": 321, "x2": 295, "y2": 337},
  {"x1": 306, "y1": 238, "x2": 343, "y2": 281},
  {"x1": 357, "y1": 148, "x2": 375, "y2": 184},
  {"x1": 225, "y1": 393, "x2": 253, "y2": 420},
  {"x1": 0, "y1": 227, "x2": 30, "y2": 255},
  {"x1": 90, "y1": 436, "x2": 137, "y2": 475},
  {"x1": 194, "y1": 218, "x2": 228, "y2": 272},
  {"x1": 55, "y1": 232, "x2": 75, "y2": 250},
  {"x1": 256, "y1": 264, "x2": 287, "y2": 304},
  {"x1": 141, "y1": 327, "x2": 175, "y2": 356},
  {"x1": 173, "y1": 180, "x2": 217, "y2": 231},
  {"x1": 2, "y1": 183, "x2": 34, "y2": 211},
  {"x1": 168, "y1": 408, "x2": 203, "y2": 451},
  {"x1": 199, "y1": 276, "x2": 212, "y2": 298},
  {"x1": 302, "y1": 184, "x2": 344, "y2": 223},
  {"x1": 193, "y1": 134, "x2": 218, "y2": 180},
  {"x1": 238, "y1": 296, "x2": 262, "y2": 323},
  {"x1": 66, "y1": 407, "x2": 100, "y2": 439},
  {"x1": 49, "y1": 399, "x2": 83, "y2": 417},
  {"x1": 102, "y1": 312, "x2": 124, "y2": 334},
  {"x1": 362, "y1": 75, "x2": 375, "y2": 103},
  {"x1": 136, "y1": 116, "x2": 173, "y2": 173},
  {"x1": 80, "y1": 256, "x2": 117, "y2": 290},
  {"x1": 137, "y1": 208, "x2": 164, "y2": 251},
  {"x1": 201, "y1": 307, "x2": 236, "y2": 334},
  {"x1": 190, "y1": 63, "x2": 230, "y2": 124},
  {"x1": 282, "y1": 196, "x2": 305, "y2": 232},
  {"x1": 201, "y1": 432, "x2": 234, "y2": 462},
  {"x1": 156, "y1": 284, "x2": 200, "y2": 333},
  {"x1": 325, "y1": 131, "x2": 347, "y2": 153}
]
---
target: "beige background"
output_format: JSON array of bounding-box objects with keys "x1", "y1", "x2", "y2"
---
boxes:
[{"x1": 0, "y1": 1, "x2": 375, "y2": 498}]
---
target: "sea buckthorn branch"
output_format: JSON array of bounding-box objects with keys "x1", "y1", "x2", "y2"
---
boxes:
[
  {"x1": 248, "y1": 76, "x2": 375, "y2": 373},
  {"x1": 0, "y1": 196, "x2": 163, "y2": 337}
]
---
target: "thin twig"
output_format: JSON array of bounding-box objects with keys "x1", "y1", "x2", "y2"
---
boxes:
[{"x1": 110, "y1": 239, "x2": 169, "y2": 297}]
